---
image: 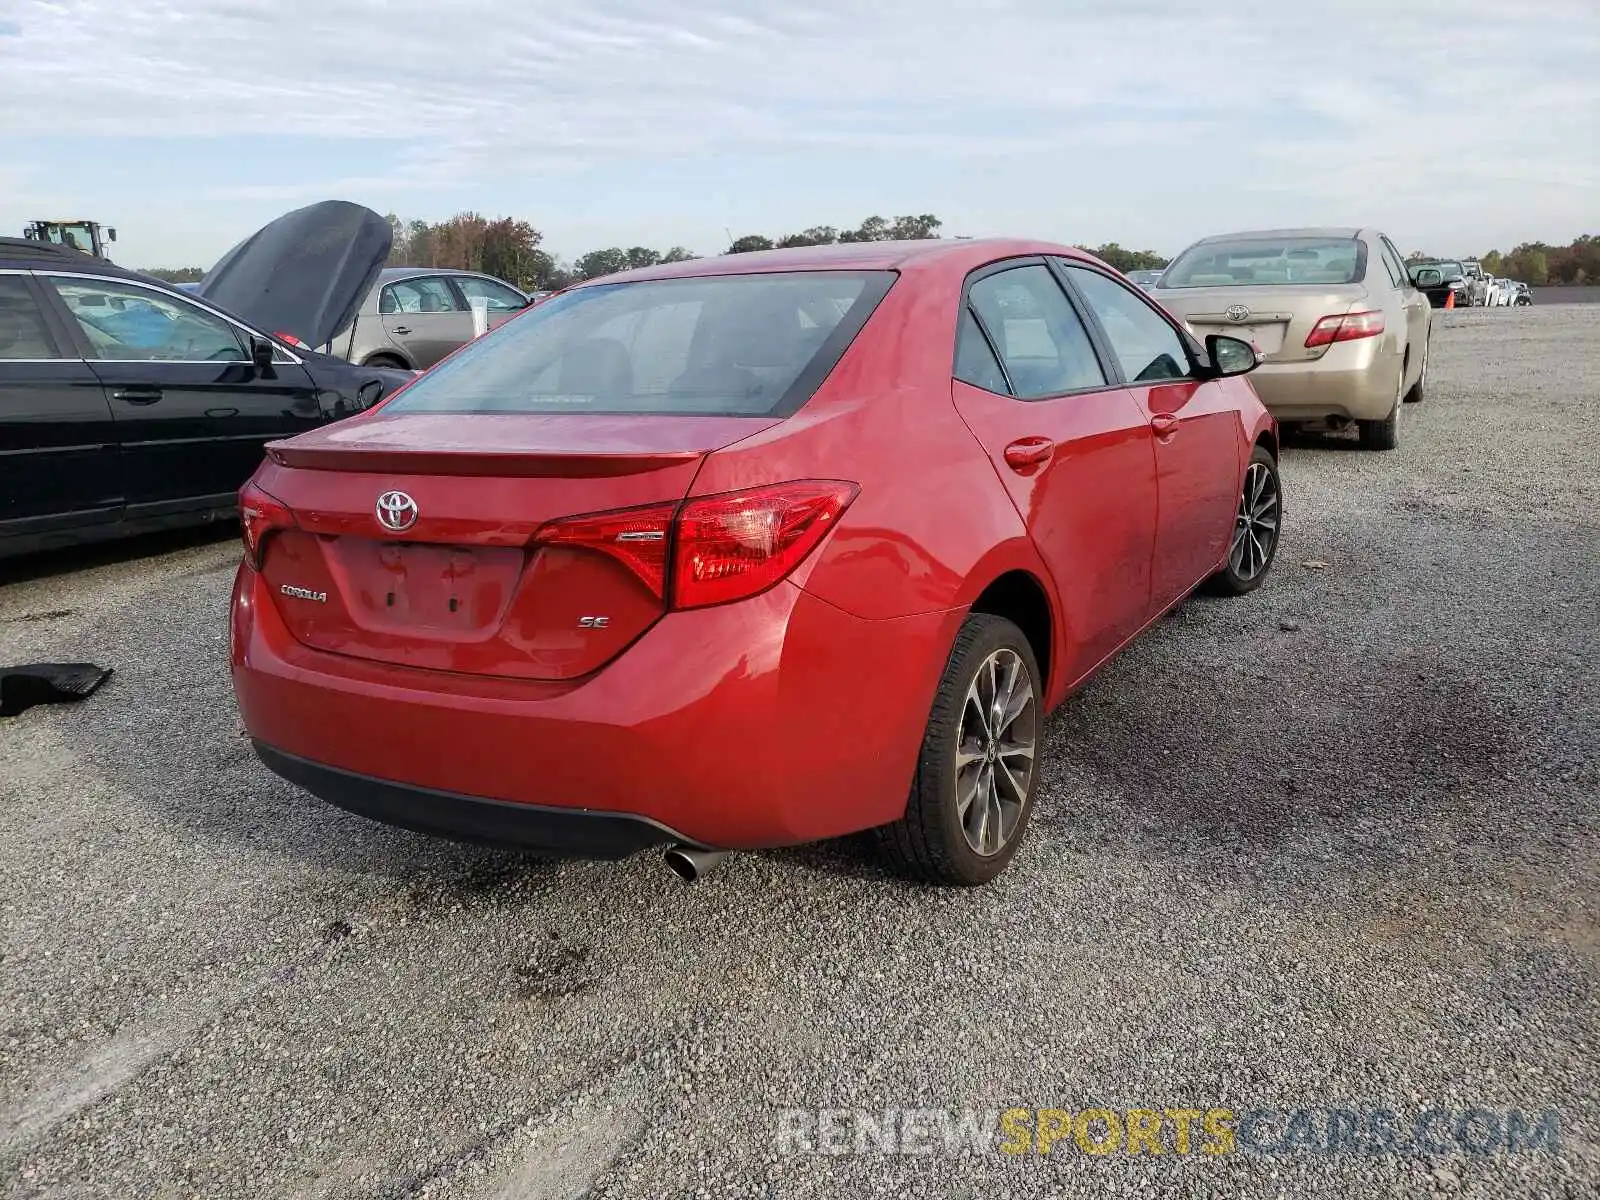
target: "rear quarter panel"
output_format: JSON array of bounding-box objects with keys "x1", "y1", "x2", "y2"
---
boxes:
[
  {"x1": 687, "y1": 260, "x2": 1049, "y2": 625},
  {"x1": 687, "y1": 257, "x2": 1059, "y2": 732}
]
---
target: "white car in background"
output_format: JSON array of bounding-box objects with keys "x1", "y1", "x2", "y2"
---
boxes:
[{"x1": 1484, "y1": 277, "x2": 1513, "y2": 307}]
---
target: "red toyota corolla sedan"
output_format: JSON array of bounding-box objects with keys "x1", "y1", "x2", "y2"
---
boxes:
[{"x1": 231, "y1": 239, "x2": 1279, "y2": 885}]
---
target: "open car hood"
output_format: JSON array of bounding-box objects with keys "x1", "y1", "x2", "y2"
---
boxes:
[{"x1": 196, "y1": 201, "x2": 391, "y2": 350}]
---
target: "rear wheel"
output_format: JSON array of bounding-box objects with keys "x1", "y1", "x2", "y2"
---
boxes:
[
  {"x1": 1358, "y1": 367, "x2": 1403, "y2": 451},
  {"x1": 364, "y1": 352, "x2": 408, "y2": 370},
  {"x1": 1207, "y1": 445, "x2": 1281, "y2": 596},
  {"x1": 877, "y1": 614, "x2": 1041, "y2": 886},
  {"x1": 1403, "y1": 334, "x2": 1429, "y2": 404}
]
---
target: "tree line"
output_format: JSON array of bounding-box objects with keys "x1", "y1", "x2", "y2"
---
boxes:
[
  {"x1": 1406, "y1": 236, "x2": 1599, "y2": 286},
  {"x1": 140, "y1": 216, "x2": 1597, "y2": 290},
  {"x1": 372, "y1": 212, "x2": 1170, "y2": 289},
  {"x1": 133, "y1": 212, "x2": 1180, "y2": 287}
]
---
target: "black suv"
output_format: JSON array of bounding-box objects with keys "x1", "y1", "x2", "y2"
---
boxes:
[
  {"x1": 0, "y1": 202, "x2": 412, "y2": 558},
  {"x1": 1406, "y1": 260, "x2": 1472, "y2": 309}
]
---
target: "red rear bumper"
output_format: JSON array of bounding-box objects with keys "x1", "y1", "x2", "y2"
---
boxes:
[{"x1": 231, "y1": 562, "x2": 955, "y2": 851}]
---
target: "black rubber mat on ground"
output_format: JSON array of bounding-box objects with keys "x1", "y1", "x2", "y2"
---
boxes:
[{"x1": 0, "y1": 663, "x2": 113, "y2": 718}]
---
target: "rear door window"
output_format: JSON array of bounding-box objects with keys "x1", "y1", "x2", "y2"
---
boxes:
[
  {"x1": 381, "y1": 277, "x2": 465, "y2": 314},
  {"x1": 0, "y1": 278, "x2": 60, "y2": 358},
  {"x1": 384, "y1": 271, "x2": 896, "y2": 417},
  {"x1": 965, "y1": 265, "x2": 1105, "y2": 399}
]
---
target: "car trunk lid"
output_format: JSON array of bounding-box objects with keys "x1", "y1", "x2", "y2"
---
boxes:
[
  {"x1": 1156, "y1": 283, "x2": 1369, "y2": 364},
  {"x1": 254, "y1": 412, "x2": 775, "y2": 680}
]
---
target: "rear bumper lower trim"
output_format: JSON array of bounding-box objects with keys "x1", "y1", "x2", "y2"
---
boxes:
[{"x1": 252, "y1": 741, "x2": 699, "y2": 857}]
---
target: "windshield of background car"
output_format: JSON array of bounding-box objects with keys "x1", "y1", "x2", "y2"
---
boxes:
[
  {"x1": 1160, "y1": 237, "x2": 1366, "y2": 287},
  {"x1": 383, "y1": 270, "x2": 896, "y2": 417}
]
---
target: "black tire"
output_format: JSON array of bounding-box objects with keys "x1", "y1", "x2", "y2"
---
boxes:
[
  {"x1": 1358, "y1": 407, "x2": 1399, "y2": 450},
  {"x1": 1403, "y1": 334, "x2": 1429, "y2": 404},
  {"x1": 1206, "y1": 444, "x2": 1282, "y2": 597},
  {"x1": 1358, "y1": 365, "x2": 1403, "y2": 451},
  {"x1": 364, "y1": 352, "x2": 409, "y2": 370},
  {"x1": 876, "y1": 614, "x2": 1042, "y2": 886}
]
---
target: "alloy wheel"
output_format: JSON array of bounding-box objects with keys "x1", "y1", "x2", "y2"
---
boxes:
[
  {"x1": 1229, "y1": 461, "x2": 1280, "y2": 580},
  {"x1": 955, "y1": 648, "x2": 1037, "y2": 857}
]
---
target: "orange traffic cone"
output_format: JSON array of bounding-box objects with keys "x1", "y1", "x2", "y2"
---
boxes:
[{"x1": 1444, "y1": 289, "x2": 1456, "y2": 310}]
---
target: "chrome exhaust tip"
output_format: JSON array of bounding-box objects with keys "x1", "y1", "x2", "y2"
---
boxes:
[{"x1": 664, "y1": 845, "x2": 727, "y2": 883}]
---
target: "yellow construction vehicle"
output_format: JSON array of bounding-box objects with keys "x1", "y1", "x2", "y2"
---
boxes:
[{"x1": 23, "y1": 219, "x2": 117, "y2": 258}]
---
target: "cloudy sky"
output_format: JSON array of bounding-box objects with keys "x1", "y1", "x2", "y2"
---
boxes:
[{"x1": 0, "y1": 0, "x2": 1594, "y2": 269}]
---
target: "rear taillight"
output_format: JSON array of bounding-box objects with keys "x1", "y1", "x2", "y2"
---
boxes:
[
  {"x1": 239, "y1": 481, "x2": 295, "y2": 568},
  {"x1": 1305, "y1": 310, "x2": 1385, "y2": 348},
  {"x1": 673, "y1": 481, "x2": 858, "y2": 609},
  {"x1": 534, "y1": 503, "x2": 676, "y2": 598},
  {"x1": 532, "y1": 481, "x2": 858, "y2": 609}
]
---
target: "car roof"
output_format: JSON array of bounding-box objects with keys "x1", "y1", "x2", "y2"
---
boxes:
[
  {"x1": 571, "y1": 238, "x2": 1097, "y2": 287},
  {"x1": 0, "y1": 236, "x2": 127, "y2": 271},
  {"x1": 1187, "y1": 227, "x2": 1366, "y2": 243},
  {"x1": 379, "y1": 266, "x2": 516, "y2": 283}
]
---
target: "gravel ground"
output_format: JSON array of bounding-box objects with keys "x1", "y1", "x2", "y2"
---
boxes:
[{"x1": 1, "y1": 306, "x2": 1596, "y2": 1199}]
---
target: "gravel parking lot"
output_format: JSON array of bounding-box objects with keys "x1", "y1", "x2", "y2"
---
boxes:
[{"x1": 1, "y1": 306, "x2": 1596, "y2": 1199}]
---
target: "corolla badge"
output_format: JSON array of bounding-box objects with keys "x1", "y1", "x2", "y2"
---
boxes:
[
  {"x1": 376, "y1": 490, "x2": 419, "y2": 532},
  {"x1": 279, "y1": 584, "x2": 327, "y2": 603},
  {"x1": 1225, "y1": 304, "x2": 1251, "y2": 323}
]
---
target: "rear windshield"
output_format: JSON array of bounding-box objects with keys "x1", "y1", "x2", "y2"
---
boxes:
[
  {"x1": 382, "y1": 270, "x2": 896, "y2": 418},
  {"x1": 1160, "y1": 238, "x2": 1366, "y2": 288}
]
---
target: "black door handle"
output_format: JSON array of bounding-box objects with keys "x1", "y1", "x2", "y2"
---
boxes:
[{"x1": 112, "y1": 387, "x2": 163, "y2": 405}]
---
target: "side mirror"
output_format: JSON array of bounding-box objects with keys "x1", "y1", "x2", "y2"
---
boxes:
[
  {"x1": 1204, "y1": 334, "x2": 1258, "y2": 377},
  {"x1": 107, "y1": 228, "x2": 117, "y2": 242},
  {"x1": 250, "y1": 337, "x2": 276, "y2": 370}
]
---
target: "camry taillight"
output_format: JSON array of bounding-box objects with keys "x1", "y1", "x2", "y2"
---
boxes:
[
  {"x1": 533, "y1": 481, "x2": 858, "y2": 609},
  {"x1": 239, "y1": 480, "x2": 295, "y2": 567},
  {"x1": 1305, "y1": 310, "x2": 1385, "y2": 348}
]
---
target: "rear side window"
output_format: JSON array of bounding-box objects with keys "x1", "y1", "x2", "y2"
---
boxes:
[
  {"x1": 954, "y1": 308, "x2": 1008, "y2": 394},
  {"x1": 1378, "y1": 238, "x2": 1409, "y2": 289},
  {"x1": 1062, "y1": 266, "x2": 1191, "y2": 384},
  {"x1": 381, "y1": 277, "x2": 464, "y2": 314},
  {"x1": 0, "y1": 278, "x2": 58, "y2": 359},
  {"x1": 966, "y1": 265, "x2": 1105, "y2": 399},
  {"x1": 384, "y1": 271, "x2": 896, "y2": 417}
]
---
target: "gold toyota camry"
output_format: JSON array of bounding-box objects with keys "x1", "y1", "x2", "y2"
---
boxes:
[{"x1": 1153, "y1": 227, "x2": 1432, "y2": 451}]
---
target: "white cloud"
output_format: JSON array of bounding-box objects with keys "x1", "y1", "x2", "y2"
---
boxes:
[{"x1": 0, "y1": 0, "x2": 1594, "y2": 260}]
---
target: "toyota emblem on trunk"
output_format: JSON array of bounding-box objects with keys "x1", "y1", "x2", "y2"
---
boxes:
[
  {"x1": 1225, "y1": 304, "x2": 1251, "y2": 323},
  {"x1": 376, "y1": 490, "x2": 419, "y2": 532}
]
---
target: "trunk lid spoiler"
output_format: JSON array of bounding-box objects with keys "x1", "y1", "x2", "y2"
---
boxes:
[{"x1": 264, "y1": 411, "x2": 777, "y2": 476}]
